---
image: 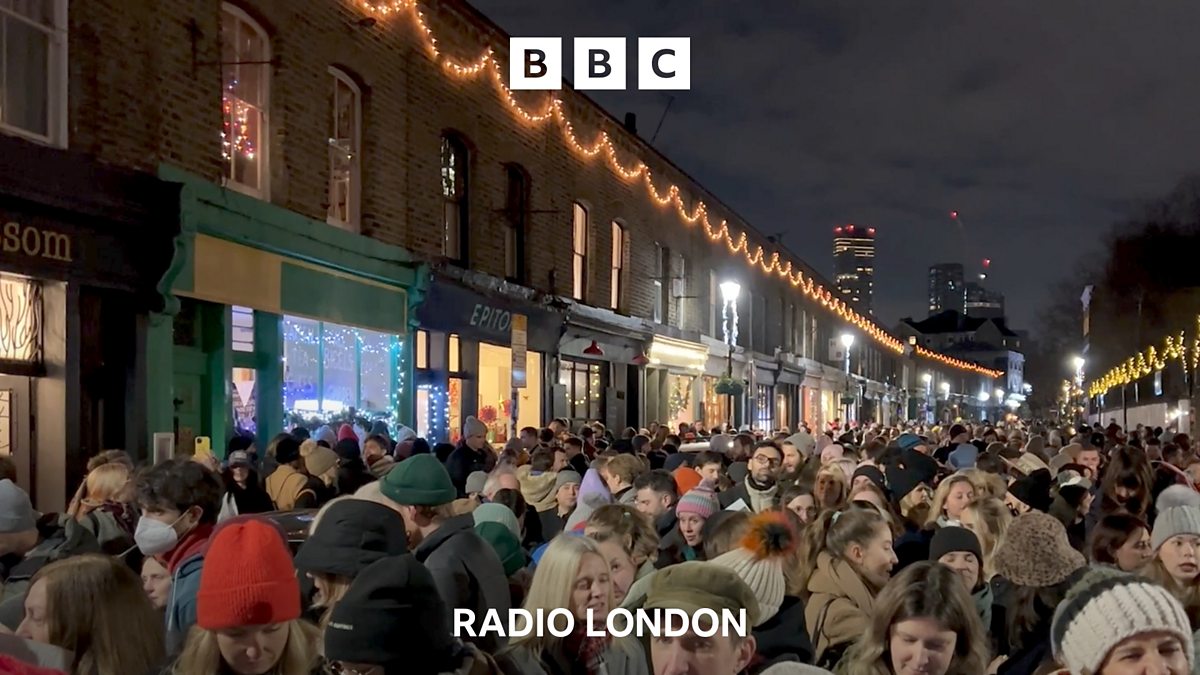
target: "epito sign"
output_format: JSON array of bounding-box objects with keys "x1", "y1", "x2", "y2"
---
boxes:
[{"x1": 509, "y1": 37, "x2": 690, "y2": 91}]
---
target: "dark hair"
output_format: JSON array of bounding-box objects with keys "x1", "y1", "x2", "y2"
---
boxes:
[
  {"x1": 752, "y1": 440, "x2": 783, "y2": 459},
  {"x1": 666, "y1": 434, "x2": 682, "y2": 448},
  {"x1": 491, "y1": 488, "x2": 526, "y2": 521},
  {"x1": 632, "y1": 469, "x2": 678, "y2": 502},
  {"x1": 975, "y1": 452, "x2": 1007, "y2": 475},
  {"x1": 519, "y1": 426, "x2": 538, "y2": 437},
  {"x1": 1100, "y1": 446, "x2": 1153, "y2": 516},
  {"x1": 0, "y1": 456, "x2": 17, "y2": 483},
  {"x1": 538, "y1": 428, "x2": 555, "y2": 444},
  {"x1": 703, "y1": 510, "x2": 752, "y2": 559},
  {"x1": 563, "y1": 436, "x2": 584, "y2": 451},
  {"x1": 1089, "y1": 513, "x2": 1150, "y2": 566},
  {"x1": 632, "y1": 434, "x2": 652, "y2": 454},
  {"x1": 695, "y1": 451, "x2": 724, "y2": 469},
  {"x1": 364, "y1": 434, "x2": 390, "y2": 452},
  {"x1": 530, "y1": 448, "x2": 556, "y2": 472},
  {"x1": 135, "y1": 459, "x2": 223, "y2": 525}
]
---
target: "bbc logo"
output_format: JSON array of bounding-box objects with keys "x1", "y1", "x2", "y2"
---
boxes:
[{"x1": 509, "y1": 37, "x2": 690, "y2": 91}]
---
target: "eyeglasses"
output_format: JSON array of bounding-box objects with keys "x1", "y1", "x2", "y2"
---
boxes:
[{"x1": 751, "y1": 455, "x2": 781, "y2": 468}]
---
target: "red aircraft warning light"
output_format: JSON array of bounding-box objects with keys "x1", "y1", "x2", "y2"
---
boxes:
[{"x1": 950, "y1": 210, "x2": 959, "y2": 219}]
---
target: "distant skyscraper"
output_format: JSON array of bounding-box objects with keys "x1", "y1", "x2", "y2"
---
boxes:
[
  {"x1": 965, "y1": 281, "x2": 1005, "y2": 319},
  {"x1": 928, "y1": 263, "x2": 965, "y2": 316},
  {"x1": 833, "y1": 224, "x2": 875, "y2": 315}
]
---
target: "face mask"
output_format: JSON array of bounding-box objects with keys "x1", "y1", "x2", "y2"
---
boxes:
[{"x1": 135, "y1": 511, "x2": 188, "y2": 556}]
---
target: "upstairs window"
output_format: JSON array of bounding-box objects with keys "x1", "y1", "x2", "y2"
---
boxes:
[
  {"x1": 504, "y1": 164, "x2": 528, "y2": 282},
  {"x1": 441, "y1": 133, "x2": 469, "y2": 263},
  {"x1": 220, "y1": 5, "x2": 270, "y2": 196},
  {"x1": 572, "y1": 202, "x2": 588, "y2": 301},
  {"x1": 327, "y1": 67, "x2": 361, "y2": 229},
  {"x1": 0, "y1": 0, "x2": 66, "y2": 145},
  {"x1": 610, "y1": 221, "x2": 626, "y2": 310}
]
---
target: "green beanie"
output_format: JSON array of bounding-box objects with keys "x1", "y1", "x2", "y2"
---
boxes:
[
  {"x1": 475, "y1": 522, "x2": 525, "y2": 576},
  {"x1": 381, "y1": 454, "x2": 457, "y2": 506}
]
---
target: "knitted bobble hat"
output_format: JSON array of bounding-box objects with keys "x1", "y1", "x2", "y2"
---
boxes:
[
  {"x1": 676, "y1": 481, "x2": 719, "y2": 521},
  {"x1": 1052, "y1": 566, "x2": 1194, "y2": 674},
  {"x1": 709, "y1": 511, "x2": 798, "y2": 625},
  {"x1": 197, "y1": 518, "x2": 301, "y2": 630},
  {"x1": 1151, "y1": 505, "x2": 1200, "y2": 552}
]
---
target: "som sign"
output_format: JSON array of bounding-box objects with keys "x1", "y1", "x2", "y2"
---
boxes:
[{"x1": 509, "y1": 37, "x2": 690, "y2": 91}]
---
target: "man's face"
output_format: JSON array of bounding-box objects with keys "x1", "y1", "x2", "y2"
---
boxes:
[
  {"x1": 363, "y1": 439, "x2": 386, "y2": 460},
  {"x1": 652, "y1": 630, "x2": 755, "y2": 675},
  {"x1": 1078, "y1": 449, "x2": 1101, "y2": 476},
  {"x1": 749, "y1": 447, "x2": 782, "y2": 484},
  {"x1": 550, "y1": 420, "x2": 566, "y2": 436},
  {"x1": 552, "y1": 450, "x2": 568, "y2": 472},
  {"x1": 556, "y1": 483, "x2": 579, "y2": 511},
  {"x1": 779, "y1": 443, "x2": 800, "y2": 474},
  {"x1": 485, "y1": 473, "x2": 521, "y2": 501},
  {"x1": 520, "y1": 430, "x2": 538, "y2": 449},
  {"x1": 635, "y1": 488, "x2": 671, "y2": 518},
  {"x1": 696, "y1": 462, "x2": 721, "y2": 485}
]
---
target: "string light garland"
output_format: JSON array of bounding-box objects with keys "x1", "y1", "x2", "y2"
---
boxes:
[
  {"x1": 352, "y1": 0, "x2": 999, "y2": 375},
  {"x1": 1089, "y1": 326, "x2": 1191, "y2": 398},
  {"x1": 912, "y1": 345, "x2": 1003, "y2": 378}
]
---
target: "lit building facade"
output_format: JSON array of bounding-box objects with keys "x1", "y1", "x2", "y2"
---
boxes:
[{"x1": 833, "y1": 225, "x2": 875, "y2": 315}]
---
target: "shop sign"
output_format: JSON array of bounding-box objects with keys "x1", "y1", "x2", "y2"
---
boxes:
[
  {"x1": 511, "y1": 314, "x2": 528, "y2": 389},
  {"x1": 2, "y1": 221, "x2": 72, "y2": 263},
  {"x1": 418, "y1": 280, "x2": 565, "y2": 353}
]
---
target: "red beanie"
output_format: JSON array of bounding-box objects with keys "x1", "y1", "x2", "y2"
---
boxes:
[
  {"x1": 674, "y1": 466, "x2": 701, "y2": 496},
  {"x1": 196, "y1": 519, "x2": 300, "y2": 630},
  {"x1": 337, "y1": 424, "x2": 358, "y2": 442}
]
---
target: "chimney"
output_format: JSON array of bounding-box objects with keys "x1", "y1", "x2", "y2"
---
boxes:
[{"x1": 623, "y1": 112, "x2": 637, "y2": 135}]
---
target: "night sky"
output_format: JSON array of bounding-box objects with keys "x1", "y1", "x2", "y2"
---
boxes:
[{"x1": 469, "y1": 1, "x2": 1200, "y2": 332}]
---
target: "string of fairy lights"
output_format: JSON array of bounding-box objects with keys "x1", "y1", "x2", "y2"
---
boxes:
[
  {"x1": 1088, "y1": 318, "x2": 1196, "y2": 398},
  {"x1": 349, "y1": 0, "x2": 999, "y2": 379}
]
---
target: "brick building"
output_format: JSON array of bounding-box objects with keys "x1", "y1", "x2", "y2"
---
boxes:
[{"x1": 0, "y1": 0, "x2": 1003, "y2": 505}]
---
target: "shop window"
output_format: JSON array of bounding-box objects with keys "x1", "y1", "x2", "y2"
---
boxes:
[
  {"x1": 504, "y1": 164, "x2": 528, "y2": 282},
  {"x1": 231, "y1": 306, "x2": 254, "y2": 352},
  {"x1": 220, "y1": 4, "x2": 270, "y2": 197},
  {"x1": 417, "y1": 382, "x2": 449, "y2": 443},
  {"x1": 282, "y1": 316, "x2": 400, "y2": 417},
  {"x1": 232, "y1": 366, "x2": 257, "y2": 435},
  {"x1": 441, "y1": 133, "x2": 469, "y2": 263},
  {"x1": 755, "y1": 385, "x2": 774, "y2": 432},
  {"x1": 666, "y1": 375, "x2": 696, "y2": 430},
  {"x1": 0, "y1": 0, "x2": 66, "y2": 145},
  {"x1": 610, "y1": 221, "x2": 626, "y2": 310},
  {"x1": 477, "y1": 343, "x2": 543, "y2": 444},
  {"x1": 415, "y1": 330, "x2": 428, "y2": 369},
  {"x1": 448, "y1": 334, "x2": 460, "y2": 373},
  {"x1": 560, "y1": 359, "x2": 602, "y2": 421},
  {"x1": 448, "y1": 377, "x2": 463, "y2": 444},
  {"x1": 775, "y1": 390, "x2": 791, "y2": 432},
  {"x1": 327, "y1": 67, "x2": 361, "y2": 230},
  {"x1": 672, "y1": 253, "x2": 687, "y2": 328},
  {"x1": 702, "y1": 376, "x2": 730, "y2": 430},
  {"x1": 572, "y1": 202, "x2": 588, "y2": 301},
  {"x1": 0, "y1": 274, "x2": 41, "y2": 365}
]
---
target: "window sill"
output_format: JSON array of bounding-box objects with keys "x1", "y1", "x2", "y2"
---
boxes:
[{"x1": 0, "y1": 125, "x2": 64, "y2": 150}]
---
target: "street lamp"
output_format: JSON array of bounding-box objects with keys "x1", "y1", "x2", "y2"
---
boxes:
[
  {"x1": 922, "y1": 373, "x2": 933, "y2": 424},
  {"x1": 994, "y1": 388, "x2": 1005, "y2": 401},
  {"x1": 719, "y1": 281, "x2": 741, "y2": 427}
]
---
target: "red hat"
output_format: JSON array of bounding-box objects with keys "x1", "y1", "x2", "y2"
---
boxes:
[
  {"x1": 197, "y1": 518, "x2": 301, "y2": 630},
  {"x1": 337, "y1": 424, "x2": 358, "y2": 442},
  {"x1": 674, "y1": 466, "x2": 701, "y2": 496}
]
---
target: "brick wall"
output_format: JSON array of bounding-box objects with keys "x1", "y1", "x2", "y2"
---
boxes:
[{"x1": 65, "y1": 0, "x2": 898, "y2": 369}]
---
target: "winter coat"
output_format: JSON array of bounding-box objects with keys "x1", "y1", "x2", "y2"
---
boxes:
[
  {"x1": 539, "y1": 507, "x2": 571, "y2": 540},
  {"x1": 414, "y1": 514, "x2": 512, "y2": 654},
  {"x1": 265, "y1": 464, "x2": 312, "y2": 510},
  {"x1": 719, "y1": 478, "x2": 779, "y2": 513},
  {"x1": 367, "y1": 454, "x2": 397, "y2": 478},
  {"x1": 167, "y1": 553, "x2": 204, "y2": 655},
  {"x1": 495, "y1": 638, "x2": 649, "y2": 675},
  {"x1": 446, "y1": 443, "x2": 498, "y2": 497},
  {"x1": 336, "y1": 458, "x2": 377, "y2": 496},
  {"x1": 973, "y1": 580, "x2": 994, "y2": 635},
  {"x1": 805, "y1": 551, "x2": 876, "y2": 669},
  {"x1": 516, "y1": 466, "x2": 558, "y2": 512},
  {"x1": 749, "y1": 595, "x2": 815, "y2": 674},
  {"x1": 0, "y1": 516, "x2": 103, "y2": 630}
]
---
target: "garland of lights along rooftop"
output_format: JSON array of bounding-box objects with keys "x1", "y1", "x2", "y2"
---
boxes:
[{"x1": 354, "y1": 0, "x2": 1001, "y2": 379}]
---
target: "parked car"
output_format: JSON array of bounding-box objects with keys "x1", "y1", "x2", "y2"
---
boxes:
[{"x1": 260, "y1": 509, "x2": 317, "y2": 554}]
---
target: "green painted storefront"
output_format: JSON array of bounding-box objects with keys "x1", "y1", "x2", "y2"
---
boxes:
[{"x1": 147, "y1": 166, "x2": 427, "y2": 456}]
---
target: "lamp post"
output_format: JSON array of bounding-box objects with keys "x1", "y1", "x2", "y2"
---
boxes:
[
  {"x1": 840, "y1": 333, "x2": 855, "y2": 426},
  {"x1": 939, "y1": 381, "x2": 950, "y2": 424},
  {"x1": 1072, "y1": 356, "x2": 1086, "y2": 424},
  {"x1": 994, "y1": 387, "x2": 1005, "y2": 423},
  {"x1": 720, "y1": 281, "x2": 741, "y2": 427},
  {"x1": 922, "y1": 373, "x2": 933, "y2": 424}
]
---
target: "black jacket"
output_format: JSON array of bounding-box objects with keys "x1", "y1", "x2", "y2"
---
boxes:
[
  {"x1": 748, "y1": 596, "x2": 814, "y2": 674},
  {"x1": 446, "y1": 443, "x2": 498, "y2": 497}
]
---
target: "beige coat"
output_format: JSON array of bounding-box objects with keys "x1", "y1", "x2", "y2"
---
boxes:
[{"x1": 805, "y1": 551, "x2": 877, "y2": 665}]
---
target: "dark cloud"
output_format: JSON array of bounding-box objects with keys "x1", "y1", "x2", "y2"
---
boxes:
[{"x1": 471, "y1": 0, "x2": 1200, "y2": 329}]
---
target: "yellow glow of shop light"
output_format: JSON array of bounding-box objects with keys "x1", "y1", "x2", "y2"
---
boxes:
[
  {"x1": 351, "y1": 0, "x2": 1004, "y2": 376},
  {"x1": 0, "y1": 274, "x2": 39, "y2": 363},
  {"x1": 649, "y1": 339, "x2": 707, "y2": 365}
]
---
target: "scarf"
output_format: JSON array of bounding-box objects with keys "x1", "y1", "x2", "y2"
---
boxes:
[
  {"x1": 562, "y1": 625, "x2": 611, "y2": 675},
  {"x1": 744, "y1": 476, "x2": 779, "y2": 513},
  {"x1": 161, "y1": 523, "x2": 214, "y2": 574}
]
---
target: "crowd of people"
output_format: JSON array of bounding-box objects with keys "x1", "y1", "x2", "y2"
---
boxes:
[{"x1": 0, "y1": 413, "x2": 1198, "y2": 674}]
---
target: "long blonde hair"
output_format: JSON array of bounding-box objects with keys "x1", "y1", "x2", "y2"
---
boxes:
[
  {"x1": 508, "y1": 537, "x2": 616, "y2": 656},
  {"x1": 82, "y1": 462, "x2": 132, "y2": 507},
  {"x1": 925, "y1": 474, "x2": 974, "y2": 528},
  {"x1": 1145, "y1": 554, "x2": 1200, "y2": 625},
  {"x1": 172, "y1": 620, "x2": 320, "y2": 675},
  {"x1": 585, "y1": 504, "x2": 660, "y2": 566},
  {"x1": 31, "y1": 554, "x2": 165, "y2": 675},
  {"x1": 962, "y1": 496, "x2": 1012, "y2": 581},
  {"x1": 840, "y1": 561, "x2": 991, "y2": 674}
]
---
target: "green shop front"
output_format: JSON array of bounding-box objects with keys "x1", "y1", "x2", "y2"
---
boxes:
[{"x1": 149, "y1": 168, "x2": 425, "y2": 457}]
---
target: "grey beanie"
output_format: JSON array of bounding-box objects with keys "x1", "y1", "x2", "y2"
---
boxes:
[
  {"x1": 1156, "y1": 485, "x2": 1200, "y2": 514},
  {"x1": 1151, "y1": 505, "x2": 1200, "y2": 552},
  {"x1": 465, "y1": 471, "x2": 489, "y2": 495},
  {"x1": 554, "y1": 470, "x2": 582, "y2": 491},
  {"x1": 0, "y1": 479, "x2": 36, "y2": 534}
]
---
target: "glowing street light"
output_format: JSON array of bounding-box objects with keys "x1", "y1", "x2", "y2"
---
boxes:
[
  {"x1": 922, "y1": 373, "x2": 932, "y2": 384},
  {"x1": 994, "y1": 388, "x2": 1005, "y2": 401}
]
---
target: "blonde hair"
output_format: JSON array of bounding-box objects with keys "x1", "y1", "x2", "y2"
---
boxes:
[
  {"x1": 962, "y1": 496, "x2": 1012, "y2": 580},
  {"x1": 87, "y1": 449, "x2": 134, "y2": 472},
  {"x1": 585, "y1": 504, "x2": 659, "y2": 566},
  {"x1": 509, "y1": 537, "x2": 614, "y2": 655},
  {"x1": 80, "y1": 462, "x2": 133, "y2": 514},
  {"x1": 172, "y1": 619, "x2": 320, "y2": 675},
  {"x1": 814, "y1": 465, "x2": 849, "y2": 509},
  {"x1": 961, "y1": 467, "x2": 1007, "y2": 501},
  {"x1": 604, "y1": 454, "x2": 646, "y2": 485},
  {"x1": 1145, "y1": 554, "x2": 1200, "y2": 623},
  {"x1": 31, "y1": 554, "x2": 165, "y2": 675},
  {"x1": 840, "y1": 562, "x2": 990, "y2": 674},
  {"x1": 925, "y1": 474, "x2": 974, "y2": 527}
]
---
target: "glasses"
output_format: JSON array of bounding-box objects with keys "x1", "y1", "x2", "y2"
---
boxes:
[{"x1": 752, "y1": 455, "x2": 781, "y2": 468}]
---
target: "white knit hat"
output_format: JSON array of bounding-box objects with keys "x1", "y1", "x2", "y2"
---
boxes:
[
  {"x1": 1157, "y1": 485, "x2": 1200, "y2": 514},
  {"x1": 1052, "y1": 566, "x2": 1194, "y2": 674},
  {"x1": 1151, "y1": 505, "x2": 1200, "y2": 551},
  {"x1": 707, "y1": 511, "x2": 797, "y2": 625}
]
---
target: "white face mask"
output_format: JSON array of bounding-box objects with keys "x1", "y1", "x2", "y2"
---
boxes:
[{"x1": 135, "y1": 511, "x2": 188, "y2": 556}]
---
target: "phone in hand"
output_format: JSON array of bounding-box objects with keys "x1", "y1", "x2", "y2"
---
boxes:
[{"x1": 194, "y1": 436, "x2": 213, "y2": 460}]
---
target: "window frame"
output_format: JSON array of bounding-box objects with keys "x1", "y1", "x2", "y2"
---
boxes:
[
  {"x1": 609, "y1": 220, "x2": 626, "y2": 311},
  {"x1": 0, "y1": 0, "x2": 68, "y2": 147},
  {"x1": 572, "y1": 202, "x2": 589, "y2": 301},
  {"x1": 441, "y1": 133, "x2": 470, "y2": 264},
  {"x1": 326, "y1": 66, "x2": 362, "y2": 231},
  {"x1": 503, "y1": 163, "x2": 529, "y2": 283},
  {"x1": 220, "y1": 3, "x2": 271, "y2": 199},
  {"x1": 652, "y1": 243, "x2": 665, "y2": 324}
]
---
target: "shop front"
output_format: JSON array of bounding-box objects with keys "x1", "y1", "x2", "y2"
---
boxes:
[
  {"x1": 700, "y1": 336, "x2": 743, "y2": 430},
  {"x1": 0, "y1": 136, "x2": 180, "y2": 509},
  {"x1": 150, "y1": 167, "x2": 425, "y2": 456},
  {"x1": 414, "y1": 274, "x2": 563, "y2": 445},
  {"x1": 644, "y1": 335, "x2": 707, "y2": 431},
  {"x1": 775, "y1": 362, "x2": 805, "y2": 434},
  {"x1": 557, "y1": 305, "x2": 649, "y2": 431}
]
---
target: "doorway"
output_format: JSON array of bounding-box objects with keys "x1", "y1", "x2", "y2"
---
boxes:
[{"x1": 0, "y1": 375, "x2": 33, "y2": 493}]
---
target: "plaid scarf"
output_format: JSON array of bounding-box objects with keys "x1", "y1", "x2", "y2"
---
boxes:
[{"x1": 563, "y1": 625, "x2": 611, "y2": 675}]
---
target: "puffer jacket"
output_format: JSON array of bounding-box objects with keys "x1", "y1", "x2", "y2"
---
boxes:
[
  {"x1": 805, "y1": 551, "x2": 877, "y2": 669},
  {"x1": 516, "y1": 465, "x2": 558, "y2": 512}
]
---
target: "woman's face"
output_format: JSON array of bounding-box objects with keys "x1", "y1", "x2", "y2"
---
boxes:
[
  {"x1": 851, "y1": 475, "x2": 875, "y2": 493},
  {"x1": 678, "y1": 513, "x2": 706, "y2": 547},
  {"x1": 815, "y1": 473, "x2": 841, "y2": 507},
  {"x1": 232, "y1": 465, "x2": 250, "y2": 485},
  {"x1": 141, "y1": 557, "x2": 172, "y2": 610},
  {"x1": 937, "y1": 552, "x2": 980, "y2": 591},
  {"x1": 1158, "y1": 534, "x2": 1200, "y2": 584},
  {"x1": 786, "y1": 494, "x2": 817, "y2": 523},
  {"x1": 944, "y1": 482, "x2": 975, "y2": 521},
  {"x1": 888, "y1": 617, "x2": 957, "y2": 675},
  {"x1": 1115, "y1": 528, "x2": 1153, "y2": 572},
  {"x1": 215, "y1": 623, "x2": 289, "y2": 675},
  {"x1": 1098, "y1": 631, "x2": 1189, "y2": 675},
  {"x1": 852, "y1": 488, "x2": 886, "y2": 513},
  {"x1": 855, "y1": 524, "x2": 898, "y2": 588},
  {"x1": 15, "y1": 579, "x2": 49, "y2": 643},
  {"x1": 571, "y1": 553, "x2": 611, "y2": 627},
  {"x1": 594, "y1": 538, "x2": 636, "y2": 607}
]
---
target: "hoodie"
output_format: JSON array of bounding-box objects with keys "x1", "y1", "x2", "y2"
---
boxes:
[
  {"x1": 515, "y1": 465, "x2": 558, "y2": 512},
  {"x1": 563, "y1": 469, "x2": 613, "y2": 531}
]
